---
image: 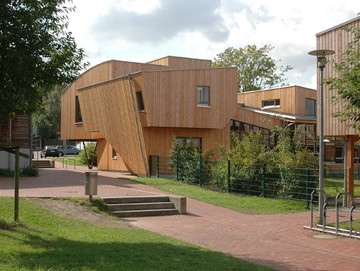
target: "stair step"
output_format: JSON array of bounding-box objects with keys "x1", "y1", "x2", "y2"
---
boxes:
[
  {"x1": 102, "y1": 196, "x2": 170, "y2": 204},
  {"x1": 107, "y1": 202, "x2": 175, "y2": 211},
  {"x1": 32, "y1": 160, "x2": 54, "y2": 168},
  {"x1": 112, "y1": 209, "x2": 179, "y2": 217}
]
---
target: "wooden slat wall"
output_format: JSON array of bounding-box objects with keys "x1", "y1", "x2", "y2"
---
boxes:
[
  {"x1": 142, "y1": 68, "x2": 238, "y2": 129},
  {"x1": 237, "y1": 86, "x2": 316, "y2": 115},
  {"x1": 147, "y1": 56, "x2": 211, "y2": 69},
  {"x1": 1, "y1": 115, "x2": 31, "y2": 147},
  {"x1": 78, "y1": 75, "x2": 148, "y2": 175},
  {"x1": 317, "y1": 18, "x2": 360, "y2": 136},
  {"x1": 143, "y1": 125, "x2": 231, "y2": 158},
  {"x1": 97, "y1": 138, "x2": 129, "y2": 171}
]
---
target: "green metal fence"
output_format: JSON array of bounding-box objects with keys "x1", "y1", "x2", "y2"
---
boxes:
[
  {"x1": 148, "y1": 155, "x2": 360, "y2": 207},
  {"x1": 149, "y1": 155, "x2": 320, "y2": 204}
]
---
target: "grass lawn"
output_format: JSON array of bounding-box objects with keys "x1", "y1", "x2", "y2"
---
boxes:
[
  {"x1": 324, "y1": 177, "x2": 360, "y2": 197},
  {"x1": 51, "y1": 156, "x2": 86, "y2": 167},
  {"x1": 130, "y1": 177, "x2": 308, "y2": 215},
  {"x1": 0, "y1": 197, "x2": 274, "y2": 271}
]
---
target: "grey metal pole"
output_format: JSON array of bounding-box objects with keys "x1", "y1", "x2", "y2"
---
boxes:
[{"x1": 319, "y1": 64, "x2": 325, "y2": 225}]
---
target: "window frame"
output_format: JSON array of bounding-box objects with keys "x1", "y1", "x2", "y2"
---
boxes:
[
  {"x1": 305, "y1": 98, "x2": 317, "y2": 116},
  {"x1": 176, "y1": 137, "x2": 202, "y2": 150},
  {"x1": 136, "y1": 91, "x2": 145, "y2": 112},
  {"x1": 197, "y1": 86, "x2": 210, "y2": 107},
  {"x1": 261, "y1": 99, "x2": 280, "y2": 109},
  {"x1": 75, "y1": 96, "x2": 83, "y2": 123}
]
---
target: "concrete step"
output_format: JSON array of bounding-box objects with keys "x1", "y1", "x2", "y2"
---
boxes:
[
  {"x1": 112, "y1": 209, "x2": 180, "y2": 217},
  {"x1": 107, "y1": 202, "x2": 175, "y2": 211},
  {"x1": 32, "y1": 160, "x2": 54, "y2": 168},
  {"x1": 102, "y1": 195, "x2": 186, "y2": 217},
  {"x1": 102, "y1": 196, "x2": 171, "y2": 204}
]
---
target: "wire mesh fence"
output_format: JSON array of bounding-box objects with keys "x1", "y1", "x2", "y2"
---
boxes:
[
  {"x1": 149, "y1": 155, "x2": 360, "y2": 206},
  {"x1": 149, "y1": 155, "x2": 320, "y2": 205}
]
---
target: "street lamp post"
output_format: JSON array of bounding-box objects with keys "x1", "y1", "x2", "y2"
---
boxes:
[{"x1": 308, "y1": 49, "x2": 335, "y2": 225}]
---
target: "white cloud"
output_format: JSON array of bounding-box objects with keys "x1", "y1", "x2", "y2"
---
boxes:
[{"x1": 68, "y1": 0, "x2": 360, "y2": 88}]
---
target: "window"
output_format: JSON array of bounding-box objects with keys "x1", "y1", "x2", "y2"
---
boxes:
[
  {"x1": 176, "y1": 137, "x2": 202, "y2": 150},
  {"x1": 197, "y1": 86, "x2": 210, "y2": 106},
  {"x1": 136, "y1": 91, "x2": 145, "y2": 112},
  {"x1": 75, "y1": 96, "x2": 83, "y2": 123},
  {"x1": 112, "y1": 148, "x2": 117, "y2": 160},
  {"x1": 262, "y1": 99, "x2": 280, "y2": 108},
  {"x1": 305, "y1": 98, "x2": 316, "y2": 116}
]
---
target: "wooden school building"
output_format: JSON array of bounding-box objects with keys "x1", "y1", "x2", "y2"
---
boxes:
[
  {"x1": 315, "y1": 16, "x2": 360, "y2": 198},
  {"x1": 61, "y1": 56, "x2": 318, "y2": 176}
]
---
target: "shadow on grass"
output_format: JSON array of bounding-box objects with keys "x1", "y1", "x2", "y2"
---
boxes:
[{"x1": 2, "y1": 229, "x2": 275, "y2": 271}]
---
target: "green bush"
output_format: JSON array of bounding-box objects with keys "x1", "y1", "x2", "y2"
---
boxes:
[
  {"x1": 0, "y1": 168, "x2": 14, "y2": 177},
  {"x1": 169, "y1": 137, "x2": 214, "y2": 185},
  {"x1": 0, "y1": 166, "x2": 38, "y2": 177},
  {"x1": 21, "y1": 166, "x2": 38, "y2": 177},
  {"x1": 79, "y1": 143, "x2": 98, "y2": 168}
]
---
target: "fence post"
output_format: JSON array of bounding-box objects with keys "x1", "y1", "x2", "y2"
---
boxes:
[
  {"x1": 227, "y1": 160, "x2": 231, "y2": 193},
  {"x1": 261, "y1": 164, "x2": 266, "y2": 197},
  {"x1": 306, "y1": 168, "x2": 310, "y2": 209},
  {"x1": 156, "y1": 155, "x2": 159, "y2": 178},
  {"x1": 176, "y1": 156, "x2": 179, "y2": 181},
  {"x1": 199, "y1": 156, "x2": 203, "y2": 187},
  {"x1": 149, "y1": 156, "x2": 153, "y2": 178}
]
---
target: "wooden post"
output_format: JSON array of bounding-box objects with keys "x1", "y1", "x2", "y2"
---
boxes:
[
  {"x1": 346, "y1": 135, "x2": 355, "y2": 206},
  {"x1": 14, "y1": 147, "x2": 20, "y2": 222}
]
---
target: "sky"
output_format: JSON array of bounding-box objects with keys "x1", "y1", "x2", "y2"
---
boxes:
[{"x1": 67, "y1": 0, "x2": 360, "y2": 89}]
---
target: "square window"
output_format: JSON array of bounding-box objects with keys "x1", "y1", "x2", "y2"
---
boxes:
[{"x1": 197, "y1": 86, "x2": 210, "y2": 106}]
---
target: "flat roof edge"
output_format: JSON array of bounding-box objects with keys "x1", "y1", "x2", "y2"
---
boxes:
[{"x1": 316, "y1": 16, "x2": 360, "y2": 36}]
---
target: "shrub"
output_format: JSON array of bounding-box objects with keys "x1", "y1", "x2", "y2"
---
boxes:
[
  {"x1": 21, "y1": 166, "x2": 38, "y2": 177},
  {"x1": 169, "y1": 137, "x2": 214, "y2": 185},
  {"x1": 79, "y1": 143, "x2": 98, "y2": 168}
]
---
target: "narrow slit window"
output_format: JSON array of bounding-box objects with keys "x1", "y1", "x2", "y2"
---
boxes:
[
  {"x1": 262, "y1": 99, "x2": 280, "y2": 108},
  {"x1": 136, "y1": 91, "x2": 145, "y2": 112},
  {"x1": 112, "y1": 148, "x2": 117, "y2": 160},
  {"x1": 75, "y1": 96, "x2": 83, "y2": 123}
]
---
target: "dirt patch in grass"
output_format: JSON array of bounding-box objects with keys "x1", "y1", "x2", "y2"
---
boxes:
[{"x1": 28, "y1": 198, "x2": 133, "y2": 229}]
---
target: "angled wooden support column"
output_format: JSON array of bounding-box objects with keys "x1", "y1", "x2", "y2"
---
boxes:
[{"x1": 346, "y1": 135, "x2": 355, "y2": 206}]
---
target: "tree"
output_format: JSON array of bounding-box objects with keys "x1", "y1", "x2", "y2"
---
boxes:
[
  {"x1": 326, "y1": 26, "x2": 360, "y2": 129},
  {"x1": 0, "y1": 0, "x2": 88, "y2": 127},
  {"x1": 32, "y1": 85, "x2": 63, "y2": 141},
  {"x1": 212, "y1": 44, "x2": 292, "y2": 92}
]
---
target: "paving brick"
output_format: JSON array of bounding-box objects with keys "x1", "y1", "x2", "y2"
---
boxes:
[{"x1": 1, "y1": 161, "x2": 360, "y2": 271}]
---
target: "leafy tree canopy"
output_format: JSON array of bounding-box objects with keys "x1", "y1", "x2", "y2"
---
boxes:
[
  {"x1": 0, "y1": 0, "x2": 88, "y2": 125},
  {"x1": 326, "y1": 26, "x2": 360, "y2": 129},
  {"x1": 32, "y1": 84, "x2": 63, "y2": 140},
  {"x1": 212, "y1": 44, "x2": 292, "y2": 92}
]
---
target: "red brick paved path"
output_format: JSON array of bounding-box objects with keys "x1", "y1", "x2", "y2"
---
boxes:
[{"x1": 1, "y1": 162, "x2": 360, "y2": 271}]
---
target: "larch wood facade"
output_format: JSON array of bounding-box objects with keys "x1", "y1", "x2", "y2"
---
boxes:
[
  {"x1": 61, "y1": 56, "x2": 316, "y2": 176},
  {"x1": 315, "y1": 16, "x2": 360, "y2": 200}
]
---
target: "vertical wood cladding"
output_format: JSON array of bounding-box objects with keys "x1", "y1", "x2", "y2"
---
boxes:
[
  {"x1": 237, "y1": 86, "x2": 316, "y2": 115},
  {"x1": 1, "y1": 115, "x2": 31, "y2": 147},
  {"x1": 316, "y1": 18, "x2": 360, "y2": 136}
]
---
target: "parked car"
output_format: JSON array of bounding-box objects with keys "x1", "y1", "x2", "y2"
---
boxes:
[
  {"x1": 56, "y1": 145, "x2": 80, "y2": 156},
  {"x1": 41, "y1": 146, "x2": 62, "y2": 158}
]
